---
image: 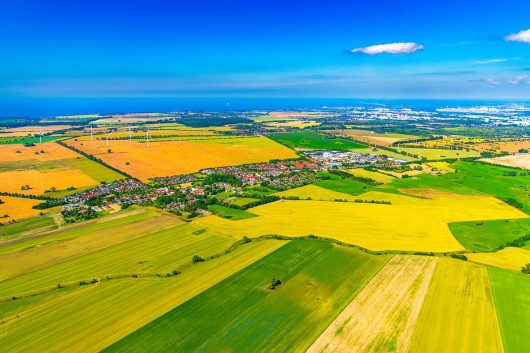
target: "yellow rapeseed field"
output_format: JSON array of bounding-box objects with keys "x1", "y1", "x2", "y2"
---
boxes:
[
  {"x1": 64, "y1": 136, "x2": 298, "y2": 181},
  {"x1": 193, "y1": 191, "x2": 528, "y2": 252},
  {"x1": 0, "y1": 142, "x2": 79, "y2": 162},
  {"x1": 409, "y1": 258, "x2": 504, "y2": 353},
  {"x1": 346, "y1": 168, "x2": 396, "y2": 183},
  {"x1": 274, "y1": 184, "x2": 361, "y2": 201},
  {"x1": 263, "y1": 120, "x2": 321, "y2": 129},
  {"x1": 0, "y1": 196, "x2": 42, "y2": 223},
  {"x1": 0, "y1": 169, "x2": 98, "y2": 195},
  {"x1": 467, "y1": 247, "x2": 530, "y2": 272}
]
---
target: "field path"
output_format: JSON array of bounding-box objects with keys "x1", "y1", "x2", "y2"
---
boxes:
[{"x1": 306, "y1": 255, "x2": 437, "y2": 353}]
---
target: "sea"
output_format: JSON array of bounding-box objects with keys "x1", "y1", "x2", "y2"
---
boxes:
[{"x1": 0, "y1": 97, "x2": 527, "y2": 118}]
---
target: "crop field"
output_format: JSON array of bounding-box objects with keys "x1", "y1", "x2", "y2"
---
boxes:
[
  {"x1": 409, "y1": 258, "x2": 504, "y2": 353},
  {"x1": 0, "y1": 222, "x2": 233, "y2": 297},
  {"x1": 0, "y1": 196, "x2": 42, "y2": 223},
  {"x1": 346, "y1": 168, "x2": 396, "y2": 183},
  {"x1": 482, "y1": 154, "x2": 530, "y2": 169},
  {"x1": 263, "y1": 120, "x2": 321, "y2": 129},
  {"x1": 449, "y1": 218, "x2": 530, "y2": 251},
  {"x1": 193, "y1": 190, "x2": 526, "y2": 252},
  {"x1": 270, "y1": 131, "x2": 367, "y2": 150},
  {"x1": 0, "y1": 142, "x2": 79, "y2": 162},
  {"x1": 0, "y1": 239, "x2": 285, "y2": 353},
  {"x1": 64, "y1": 136, "x2": 298, "y2": 181},
  {"x1": 105, "y1": 240, "x2": 390, "y2": 353},
  {"x1": 275, "y1": 184, "x2": 362, "y2": 201},
  {"x1": 403, "y1": 137, "x2": 530, "y2": 155},
  {"x1": 327, "y1": 129, "x2": 420, "y2": 147},
  {"x1": 427, "y1": 161, "x2": 455, "y2": 172},
  {"x1": 397, "y1": 147, "x2": 480, "y2": 159},
  {"x1": 315, "y1": 172, "x2": 373, "y2": 195},
  {"x1": 488, "y1": 267, "x2": 530, "y2": 353},
  {"x1": 467, "y1": 247, "x2": 530, "y2": 272},
  {"x1": 0, "y1": 125, "x2": 71, "y2": 137},
  {"x1": 0, "y1": 208, "x2": 183, "y2": 280},
  {"x1": 0, "y1": 145, "x2": 124, "y2": 196},
  {"x1": 307, "y1": 256, "x2": 436, "y2": 353},
  {"x1": 0, "y1": 215, "x2": 57, "y2": 241}
]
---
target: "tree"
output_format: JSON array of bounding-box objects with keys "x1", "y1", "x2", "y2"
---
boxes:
[
  {"x1": 192, "y1": 255, "x2": 204, "y2": 263},
  {"x1": 269, "y1": 278, "x2": 282, "y2": 290},
  {"x1": 522, "y1": 263, "x2": 530, "y2": 274}
]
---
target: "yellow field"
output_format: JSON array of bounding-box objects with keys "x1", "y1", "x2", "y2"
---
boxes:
[
  {"x1": 404, "y1": 137, "x2": 530, "y2": 154},
  {"x1": 346, "y1": 168, "x2": 396, "y2": 183},
  {"x1": 427, "y1": 161, "x2": 455, "y2": 173},
  {"x1": 307, "y1": 256, "x2": 437, "y2": 353},
  {"x1": 193, "y1": 190, "x2": 527, "y2": 252},
  {"x1": 0, "y1": 169, "x2": 98, "y2": 195},
  {"x1": 274, "y1": 184, "x2": 360, "y2": 201},
  {"x1": 409, "y1": 258, "x2": 504, "y2": 353},
  {"x1": 64, "y1": 136, "x2": 298, "y2": 181},
  {"x1": 467, "y1": 247, "x2": 530, "y2": 272},
  {"x1": 0, "y1": 196, "x2": 42, "y2": 223},
  {"x1": 95, "y1": 129, "x2": 216, "y2": 139},
  {"x1": 0, "y1": 240, "x2": 285, "y2": 353},
  {"x1": 328, "y1": 129, "x2": 419, "y2": 147},
  {"x1": 0, "y1": 142, "x2": 79, "y2": 162},
  {"x1": 397, "y1": 147, "x2": 480, "y2": 159},
  {"x1": 263, "y1": 120, "x2": 321, "y2": 129},
  {"x1": 482, "y1": 154, "x2": 530, "y2": 170}
]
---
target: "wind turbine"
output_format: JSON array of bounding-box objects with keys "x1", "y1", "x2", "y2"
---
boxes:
[
  {"x1": 39, "y1": 129, "x2": 42, "y2": 144},
  {"x1": 128, "y1": 127, "x2": 132, "y2": 141},
  {"x1": 105, "y1": 132, "x2": 109, "y2": 147},
  {"x1": 90, "y1": 125, "x2": 94, "y2": 141},
  {"x1": 146, "y1": 127, "x2": 150, "y2": 147}
]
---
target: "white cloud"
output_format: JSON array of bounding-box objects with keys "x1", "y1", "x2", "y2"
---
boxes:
[
  {"x1": 508, "y1": 75, "x2": 530, "y2": 85},
  {"x1": 505, "y1": 29, "x2": 530, "y2": 44},
  {"x1": 475, "y1": 58, "x2": 507, "y2": 65},
  {"x1": 485, "y1": 78, "x2": 500, "y2": 85},
  {"x1": 351, "y1": 42, "x2": 424, "y2": 55}
]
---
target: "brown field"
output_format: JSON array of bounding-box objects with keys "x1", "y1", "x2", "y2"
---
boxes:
[
  {"x1": 0, "y1": 169, "x2": 98, "y2": 195},
  {"x1": 0, "y1": 142, "x2": 79, "y2": 162},
  {"x1": 481, "y1": 154, "x2": 530, "y2": 169},
  {"x1": 0, "y1": 196, "x2": 42, "y2": 223},
  {"x1": 307, "y1": 256, "x2": 437, "y2": 353},
  {"x1": 409, "y1": 258, "x2": 504, "y2": 353},
  {"x1": 327, "y1": 129, "x2": 419, "y2": 147},
  {"x1": 0, "y1": 125, "x2": 71, "y2": 137},
  {"x1": 64, "y1": 136, "x2": 298, "y2": 181}
]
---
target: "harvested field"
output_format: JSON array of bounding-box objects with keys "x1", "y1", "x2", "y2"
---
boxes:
[
  {"x1": 263, "y1": 120, "x2": 321, "y2": 129},
  {"x1": 482, "y1": 154, "x2": 530, "y2": 170},
  {"x1": 409, "y1": 258, "x2": 504, "y2": 353},
  {"x1": 0, "y1": 169, "x2": 97, "y2": 195},
  {"x1": 307, "y1": 256, "x2": 437, "y2": 353},
  {"x1": 64, "y1": 136, "x2": 297, "y2": 181},
  {"x1": 397, "y1": 147, "x2": 480, "y2": 160},
  {"x1": 467, "y1": 247, "x2": 530, "y2": 272},
  {"x1": 193, "y1": 191, "x2": 527, "y2": 252},
  {"x1": 0, "y1": 142, "x2": 79, "y2": 162},
  {"x1": 0, "y1": 196, "x2": 42, "y2": 223}
]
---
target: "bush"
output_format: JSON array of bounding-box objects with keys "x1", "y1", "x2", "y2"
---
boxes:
[
  {"x1": 269, "y1": 278, "x2": 282, "y2": 290},
  {"x1": 522, "y1": 263, "x2": 530, "y2": 274},
  {"x1": 450, "y1": 254, "x2": 468, "y2": 261},
  {"x1": 192, "y1": 255, "x2": 204, "y2": 263}
]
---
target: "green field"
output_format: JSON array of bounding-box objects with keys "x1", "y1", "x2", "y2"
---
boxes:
[
  {"x1": 449, "y1": 218, "x2": 530, "y2": 251},
  {"x1": 0, "y1": 222, "x2": 232, "y2": 297},
  {"x1": 488, "y1": 267, "x2": 530, "y2": 353},
  {"x1": 105, "y1": 240, "x2": 390, "y2": 353},
  {"x1": 207, "y1": 204, "x2": 257, "y2": 220},
  {"x1": 0, "y1": 136, "x2": 63, "y2": 144},
  {"x1": 0, "y1": 239, "x2": 285, "y2": 353},
  {"x1": 0, "y1": 215, "x2": 57, "y2": 241},
  {"x1": 270, "y1": 131, "x2": 367, "y2": 150},
  {"x1": 315, "y1": 172, "x2": 373, "y2": 195}
]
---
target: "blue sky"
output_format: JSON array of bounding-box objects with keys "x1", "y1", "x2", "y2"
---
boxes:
[{"x1": 1, "y1": 0, "x2": 530, "y2": 99}]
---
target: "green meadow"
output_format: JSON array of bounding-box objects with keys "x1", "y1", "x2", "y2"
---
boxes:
[{"x1": 270, "y1": 131, "x2": 367, "y2": 150}]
